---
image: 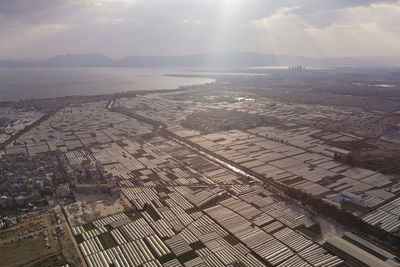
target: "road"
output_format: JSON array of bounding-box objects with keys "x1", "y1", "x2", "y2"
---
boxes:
[{"x1": 59, "y1": 206, "x2": 87, "y2": 267}]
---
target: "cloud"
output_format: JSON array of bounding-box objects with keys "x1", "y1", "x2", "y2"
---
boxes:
[
  {"x1": 96, "y1": 17, "x2": 126, "y2": 24},
  {"x1": 38, "y1": 24, "x2": 76, "y2": 30},
  {"x1": 0, "y1": 21, "x2": 76, "y2": 59},
  {"x1": 0, "y1": 0, "x2": 399, "y2": 58},
  {"x1": 79, "y1": 0, "x2": 138, "y2": 6},
  {"x1": 182, "y1": 17, "x2": 207, "y2": 25},
  {"x1": 249, "y1": 1, "x2": 400, "y2": 57},
  {"x1": 0, "y1": 0, "x2": 69, "y2": 17}
]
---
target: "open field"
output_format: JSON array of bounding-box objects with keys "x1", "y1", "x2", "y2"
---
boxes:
[
  {"x1": 0, "y1": 221, "x2": 42, "y2": 242},
  {"x1": 0, "y1": 235, "x2": 61, "y2": 267},
  {"x1": 0, "y1": 212, "x2": 49, "y2": 244},
  {"x1": 0, "y1": 212, "x2": 62, "y2": 267},
  {"x1": 26, "y1": 252, "x2": 66, "y2": 267}
]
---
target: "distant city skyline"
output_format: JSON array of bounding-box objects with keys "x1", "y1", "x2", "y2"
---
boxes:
[{"x1": 1, "y1": 0, "x2": 400, "y2": 59}]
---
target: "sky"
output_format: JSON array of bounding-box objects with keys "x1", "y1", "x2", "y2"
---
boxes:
[{"x1": 1, "y1": 0, "x2": 400, "y2": 59}]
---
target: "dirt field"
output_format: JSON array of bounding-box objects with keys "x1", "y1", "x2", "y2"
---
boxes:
[
  {"x1": 0, "y1": 221, "x2": 42, "y2": 242},
  {"x1": 328, "y1": 139, "x2": 400, "y2": 176},
  {"x1": 181, "y1": 109, "x2": 265, "y2": 133},
  {"x1": 0, "y1": 212, "x2": 62, "y2": 267},
  {"x1": 65, "y1": 193, "x2": 131, "y2": 226},
  {"x1": 26, "y1": 253, "x2": 66, "y2": 267},
  {"x1": 383, "y1": 114, "x2": 400, "y2": 124}
]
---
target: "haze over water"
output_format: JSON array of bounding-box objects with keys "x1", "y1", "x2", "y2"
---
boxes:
[{"x1": 0, "y1": 68, "x2": 215, "y2": 101}]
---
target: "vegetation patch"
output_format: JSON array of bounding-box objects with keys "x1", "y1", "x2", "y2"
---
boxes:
[
  {"x1": 75, "y1": 234, "x2": 84, "y2": 244},
  {"x1": 189, "y1": 241, "x2": 206, "y2": 250},
  {"x1": 143, "y1": 238, "x2": 159, "y2": 258},
  {"x1": 82, "y1": 223, "x2": 96, "y2": 232},
  {"x1": 129, "y1": 212, "x2": 142, "y2": 221},
  {"x1": 177, "y1": 250, "x2": 198, "y2": 263},
  {"x1": 98, "y1": 232, "x2": 118, "y2": 250},
  {"x1": 156, "y1": 187, "x2": 172, "y2": 194},
  {"x1": 223, "y1": 234, "x2": 240, "y2": 246},
  {"x1": 185, "y1": 207, "x2": 199, "y2": 214},
  {"x1": 160, "y1": 196, "x2": 170, "y2": 201},
  {"x1": 159, "y1": 254, "x2": 176, "y2": 264},
  {"x1": 144, "y1": 204, "x2": 161, "y2": 221},
  {"x1": 200, "y1": 194, "x2": 230, "y2": 210},
  {"x1": 104, "y1": 224, "x2": 113, "y2": 231}
]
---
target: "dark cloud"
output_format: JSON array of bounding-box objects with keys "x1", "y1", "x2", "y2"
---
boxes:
[{"x1": 0, "y1": 0, "x2": 69, "y2": 16}]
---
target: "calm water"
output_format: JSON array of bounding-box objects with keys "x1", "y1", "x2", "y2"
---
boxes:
[{"x1": 0, "y1": 68, "x2": 215, "y2": 101}]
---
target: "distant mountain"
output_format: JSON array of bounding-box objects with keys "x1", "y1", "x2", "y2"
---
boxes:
[
  {"x1": 0, "y1": 53, "x2": 114, "y2": 68},
  {"x1": 45, "y1": 53, "x2": 114, "y2": 67},
  {"x1": 117, "y1": 52, "x2": 297, "y2": 67},
  {"x1": 0, "y1": 52, "x2": 399, "y2": 68}
]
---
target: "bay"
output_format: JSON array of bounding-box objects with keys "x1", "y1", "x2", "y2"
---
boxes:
[{"x1": 0, "y1": 67, "x2": 215, "y2": 101}]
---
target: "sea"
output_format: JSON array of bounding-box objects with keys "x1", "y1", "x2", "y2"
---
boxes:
[{"x1": 0, "y1": 67, "x2": 215, "y2": 102}]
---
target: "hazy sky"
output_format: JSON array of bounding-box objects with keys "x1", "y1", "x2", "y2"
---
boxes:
[{"x1": 1, "y1": 0, "x2": 400, "y2": 59}]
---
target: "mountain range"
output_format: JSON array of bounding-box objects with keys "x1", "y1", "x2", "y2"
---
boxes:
[{"x1": 1, "y1": 52, "x2": 399, "y2": 68}]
